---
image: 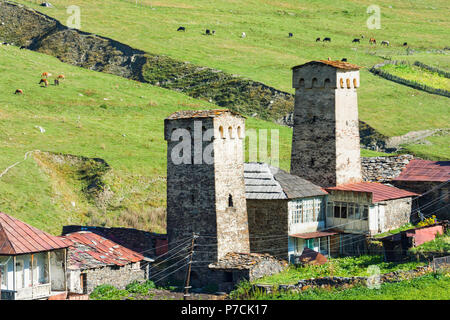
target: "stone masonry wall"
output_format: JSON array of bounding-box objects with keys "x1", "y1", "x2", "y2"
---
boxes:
[
  {"x1": 247, "y1": 199, "x2": 288, "y2": 259},
  {"x1": 84, "y1": 262, "x2": 145, "y2": 294},
  {"x1": 382, "y1": 197, "x2": 413, "y2": 232},
  {"x1": 362, "y1": 155, "x2": 414, "y2": 183}
]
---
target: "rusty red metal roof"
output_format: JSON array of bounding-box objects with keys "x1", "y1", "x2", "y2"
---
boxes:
[
  {"x1": 290, "y1": 230, "x2": 339, "y2": 239},
  {"x1": 293, "y1": 60, "x2": 362, "y2": 70},
  {"x1": 62, "y1": 231, "x2": 145, "y2": 270},
  {"x1": 166, "y1": 109, "x2": 245, "y2": 120},
  {"x1": 326, "y1": 182, "x2": 418, "y2": 203},
  {"x1": 393, "y1": 160, "x2": 450, "y2": 182},
  {"x1": 0, "y1": 212, "x2": 70, "y2": 255}
]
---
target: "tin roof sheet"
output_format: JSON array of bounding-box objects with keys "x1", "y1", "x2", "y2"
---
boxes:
[{"x1": 393, "y1": 160, "x2": 450, "y2": 182}]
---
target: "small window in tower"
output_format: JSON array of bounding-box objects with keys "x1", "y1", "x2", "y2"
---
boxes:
[
  {"x1": 340, "y1": 78, "x2": 344, "y2": 88},
  {"x1": 228, "y1": 126, "x2": 234, "y2": 139},
  {"x1": 237, "y1": 126, "x2": 242, "y2": 139},
  {"x1": 228, "y1": 194, "x2": 234, "y2": 207},
  {"x1": 219, "y1": 126, "x2": 224, "y2": 139},
  {"x1": 346, "y1": 78, "x2": 351, "y2": 88},
  {"x1": 353, "y1": 78, "x2": 358, "y2": 88},
  {"x1": 299, "y1": 78, "x2": 305, "y2": 87},
  {"x1": 324, "y1": 78, "x2": 331, "y2": 87},
  {"x1": 312, "y1": 78, "x2": 318, "y2": 87}
]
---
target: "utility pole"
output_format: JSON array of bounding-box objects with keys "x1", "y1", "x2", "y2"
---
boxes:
[{"x1": 184, "y1": 233, "x2": 197, "y2": 300}]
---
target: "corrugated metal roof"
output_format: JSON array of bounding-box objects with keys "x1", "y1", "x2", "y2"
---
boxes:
[
  {"x1": 292, "y1": 60, "x2": 362, "y2": 70},
  {"x1": 244, "y1": 163, "x2": 327, "y2": 200},
  {"x1": 165, "y1": 109, "x2": 244, "y2": 120},
  {"x1": 393, "y1": 160, "x2": 450, "y2": 182},
  {"x1": 326, "y1": 182, "x2": 418, "y2": 203},
  {"x1": 62, "y1": 231, "x2": 145, "y2": 270},
  {"x1": 0, "y1": 212, "x2": 70, "y2": 255}
]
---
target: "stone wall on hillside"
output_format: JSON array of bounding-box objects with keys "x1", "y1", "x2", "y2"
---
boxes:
[{"x1": 361, "y1": 154, "x2": 414, "y2": 183}]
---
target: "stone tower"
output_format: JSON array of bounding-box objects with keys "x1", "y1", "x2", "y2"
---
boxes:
[
  {"x1": 290, "y1": 60, "x2": 363, "y2": 188},
  {"x1": 164, "y1": 109, "x2": 250, "y2": 284}
]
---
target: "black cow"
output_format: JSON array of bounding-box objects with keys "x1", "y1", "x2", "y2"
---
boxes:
[
  {"x1": 177, "y1": 26, "x2": 185, "y2": 31},
  {"x1": 206, "y1": 29, "x2": 211, "y2": 35},
  {"x1": 341, "y1": 58, "x2": 347, "y2": 62},
  {"x1": 315, "y1": 37, "x2": 321, "y2": 42},
  {"x1": 323, "y1": 37, "x2": 331, "y2": 42},
  {"x1": 352, "y1": 38, "x2": 360, "y2": 43},
  {"x1": 403, "y1": 42, "x2": 408, "y2": 46},
  {"x1": 288, "y1": 32, "x2": 293, "y2": 37}
]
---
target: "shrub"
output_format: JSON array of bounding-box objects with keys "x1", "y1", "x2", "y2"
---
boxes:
[
  {"x1": 90, "y1": 284, "x2": 128, "y2": 300},
  {"x1": 126, "y1": 280, "x2": 156, "y2": 294}
]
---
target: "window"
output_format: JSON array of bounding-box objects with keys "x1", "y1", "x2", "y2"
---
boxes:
[
  {"x1": 228, "y1": 194, "x2": 233, "y2": 207},
  {"x1": 340, "y1": 203, "x2": 347, "y2": 219},
  {"x1": 312, "y1": 78, "x2": 318, "y2": 87},
  {"x1": 299, "y1": 78, "x2": 305, "y2": 87},
  {"x1": 353, "y1": 78, "x2": 358, "y2": 88},
  {"x1": 224, "y1": 272, "x2": 233, "y2": 282},
  {"x1": 0, "y1": 263, "x2": 6, "y2": 288},
  {"x1": 319, "y1": 237, "x2": 328, "y2": 255},
  {"x1": 348, "y1": 203, "x2": 354, "y2": 219},
  {"x1": 228, "y1": 126, "x2": 234, "y2": 139},
  {"x1": 340, "y1": 78, "x2": 344, "y2": 88},
  {"x1": 362, "y1": 205, "x2": 369, "y2": 220},
  {"x1": 237, "y1": 126, "x2": 242, "y2": 139},
  {"x1": 324, "y1": 78, "x2": 331, "y2": 87},
  {"x1": 354, "y1": 204, "x2": 361, "y2": 219},
  {"x1": 219, "y1": 126, "x2": 224, "y2": 139},
  {"x1": 15, "y1": 260, "x2": 24, "y2": 289},
  {"x1": 346, "y1": 78, "x2": 351, "y2": 88},
  {"x1": 334, "y1": 202, "x2": 340, "y2": 218}
]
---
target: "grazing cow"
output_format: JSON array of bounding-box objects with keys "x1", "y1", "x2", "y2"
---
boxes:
[
  {"x1": 14, "y1": 89, "x2": 23, "y2": 95},
  {"x1": 361, "y1": 35, "x2": 365, "y2": 39},
  {"x1": 206, "y1": 29, "x2": 211, "y2": 35},
  {"x1": 323, "y1": 37, "x2": 331, "y2": 42},
  {"x1": 381, "y1": 40, "x2": 389, "y2": 46},
  {"x1": 58, "y1": 74, "x2": 65, "y2": 80},
  {"x1": 327, "y1": 57, "x2": 331, "y2": 61},
  {"x1": 39, "y1": 79, "x2": 49, "y2": 87},
  {"x1": 403, "y1": 42, "x2": 408, "y2": 46},
  {"x1": 315, "y1": 37, "x2": 321, "y2": 42},
  {"x1": 288, "y1": 32, "x2": 293, "y2": 37},
  {"x1": 54, "y1": 79, "x2": 60, "y2": 86},
  {"x1": 369, "y1": 37, "x2": 376, "y2": 44},
  {"x1": 241, "y1": 32, "x2": 246, "y2": 38},
  {"x1": 177, "y1": 26, "x2": 185, "y2": 31},
  {"x1": 341, "y1": 58, "x2": 347, "y2": 62},
  {"x1": 352, "y1": 38, "x2": 360, "y2": 43},
  {"x1": 212, "y1": 30, "x2": 215, "y2": 35},
  {"x1": 41, "y1": 72, "x2": 51, "y2": 78},
  {"x1": 20, "y1": 46, "x2": 26, "y2": 49}
]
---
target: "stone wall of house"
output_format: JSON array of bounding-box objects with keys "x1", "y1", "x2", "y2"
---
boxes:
[
  {"x1": 362, "y1": 155, "x2": 414, "y2": 183},
  {"x1": 83, "y1": 262, "x2": 145, "y2": 294},
  {"x1": 382, "y1": 197, "x2": 413, "y2": 232},
  {"x1": 391, "y1": 181, "x2": 449, "y2": 222},
  {"x1": 247, "y1": 199, "x2": 288, "y2": 259}
]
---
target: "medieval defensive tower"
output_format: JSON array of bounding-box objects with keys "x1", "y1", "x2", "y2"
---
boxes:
[
  {"x1": 290, "y1": 60, "x2": 363, "y2": 188},
  {"x1": 164, "y1": 109, "x2": 250, "y2": 284}
]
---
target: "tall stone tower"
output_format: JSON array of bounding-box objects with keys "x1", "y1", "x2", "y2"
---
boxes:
[
  {"x1": 290, "y1": 60, "x2": 363, "y2": 188},
  {"x1": 164, "y1": 109, "x2": 250, "y2": 284}
]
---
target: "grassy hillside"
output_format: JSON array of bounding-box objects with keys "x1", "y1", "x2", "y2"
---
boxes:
[
  {"x1": 15, "y1": 0, "x2": 450, "y2": 134},
  {"x1": 0, "y1": 45, "x2": 300, "y2": 234}
]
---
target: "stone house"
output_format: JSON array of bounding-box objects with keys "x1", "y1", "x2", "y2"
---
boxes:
[
  {"x1": 61, "y1": 231, "x2": 152, "y2": 294},
  {"x1": 0, "y1": 212, "x2": 69, "y2": 300},
  {"x1": 244, "y1": 162, "x2": 331, "y2": 262},
  {"x1": 392, "y1": 160, "x2": 450, "y2": 221}
]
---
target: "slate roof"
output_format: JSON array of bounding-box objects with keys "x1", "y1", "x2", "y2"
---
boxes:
[
  {"x1": 393, "y1": 160, "x2": 450, "y2": 182},
  {"x1": 326, "y1": 182, "x2": 418, "y2": 203},
  {"x1": 208, "y1": 252, "x2": 288, "y2": 270},
  {"x1": 244, "y1": 162, "x2": 327, "y2": 200},
  {"x1": 292, "y1": 60, "x2": 362, "y2": 70},
  {"x1": 0, "y1": 212, "x2": 70, "y2": 255},
  {"x1": 165, "y1": 109, "x2": 244, "y2": 120},
  {"x1": 62, "y1": 231, "x2": 146, "y2": 270}
]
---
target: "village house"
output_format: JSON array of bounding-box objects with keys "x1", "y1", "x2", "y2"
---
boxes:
[
  {"x1": 243, "y1": 162, "x2": 331, "y2": 262},
  {"x1": 61, "y1": 231, "x2": 152, "y2": 294},
  {"x1": 0, "y1": 212, "x2": 69, "y2": 300},
  {"x1": 391, "y1": 159, "x2": 450, "y2": 221}
]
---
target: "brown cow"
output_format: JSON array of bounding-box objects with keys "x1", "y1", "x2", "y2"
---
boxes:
[
  {"x1": 41, "y1": 72, "x2": 51, "y2": 78},
  {"x1": 369, "y1": 37, "x2": 376, "y2": 44},
  {"x1": 39, "y1": 79, "x2": 49, "y2": 87},
  {"x1": 58, "y1": 74, "x2": 65, "y2": 80},
  {"x1": 14, "y1": 89, "x2": 23, "y2": 94}
]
